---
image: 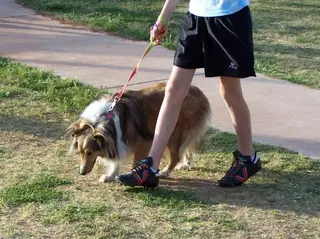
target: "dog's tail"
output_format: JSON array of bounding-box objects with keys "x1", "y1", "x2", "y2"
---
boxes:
[
  {"x1": 179, "y1": 109, "x2": 212, "y2": 159},
  {"x1": 178, "y1": 86, "x2": 212, "y2": 166}
]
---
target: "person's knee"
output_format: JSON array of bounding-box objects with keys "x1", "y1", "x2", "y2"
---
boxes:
[
  {"x1": 165, "y1": 81, "x2": 188, "y2": 105},
  {"x1": 163, "y1": 66, "x2": 195, "y2": 105},
  {"x1": 220, "y1": 77, "x2": 243, "y2": 104}
]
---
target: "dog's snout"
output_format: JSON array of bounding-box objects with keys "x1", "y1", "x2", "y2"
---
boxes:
[{"x1": 79, "y1": 167, "x2": 87, "y2": 175}]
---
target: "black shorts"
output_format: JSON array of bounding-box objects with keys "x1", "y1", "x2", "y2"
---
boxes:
[{"x1": 173, "y1": 6, "x2": 256, "y2": 78}]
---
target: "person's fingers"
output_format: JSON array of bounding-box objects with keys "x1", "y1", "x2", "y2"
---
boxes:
[
  {"x1": 150, "y1": 24, "x2": 159, "y2": 39},
  {"x1": 150, "y1": 22, "x2": 168, "y2": 45}
]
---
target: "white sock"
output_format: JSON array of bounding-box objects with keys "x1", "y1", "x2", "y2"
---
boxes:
[
  {"x1": 251, "y1": 151, "x2": 259, "y2": 164},
  {"x1": 150, "y1": 167, "x2": 159, "y2": 174}
]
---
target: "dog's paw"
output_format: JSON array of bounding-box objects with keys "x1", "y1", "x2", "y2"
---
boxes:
[
  {"x1": 176, "y1": 162, "x2": 192, "y2": 171},
  {"x1": 158, "y1": 169, "x2": 171, "y2": 178},
  {"x1": 99, "y1": 174, "x2": 115, "y2": 183}
]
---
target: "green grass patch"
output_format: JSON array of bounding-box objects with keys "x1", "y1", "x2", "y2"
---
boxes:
[
  {"x1": 0, "y1": 175, "x2": 71, "y2": 206},
  {"x1": 40, "y1": 203, "x2": 110, "y2": 226},
  {"x1": 0, "y1": 57, "x2": 108, "y2": 115},
  {"x1": 126, "y1": 188, "x2": 206, "y2": 210},
  {"x1": 18, "y1": 0, "x2": 320, "y2": 89},
  {"x1": 60, "y1": 204, "x2": 108, "y2": 222},
  {"x1": 0, "y1": 58, "x2": 319, "y2": 238}
]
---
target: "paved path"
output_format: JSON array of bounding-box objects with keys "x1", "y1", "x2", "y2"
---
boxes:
[{"x1": 1, "y1": 0, "x2": 320, "y2": 158}]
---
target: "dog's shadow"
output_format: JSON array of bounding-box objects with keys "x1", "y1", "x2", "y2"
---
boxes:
[{"x1": 123, "y1": 167, "x2": 320, "y2": 218}]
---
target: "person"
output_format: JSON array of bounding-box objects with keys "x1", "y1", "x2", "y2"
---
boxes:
[{"x1": 115, "y1": 0, "x2": 262, "y2": 188}]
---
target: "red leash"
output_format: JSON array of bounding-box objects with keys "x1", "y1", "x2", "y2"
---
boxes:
[
  {"x1": 107, "y1": 26, "x2": 168, "y2": 113},
  {"x1": 115, "y1": 40, "x2": 157, "y2": 101}
]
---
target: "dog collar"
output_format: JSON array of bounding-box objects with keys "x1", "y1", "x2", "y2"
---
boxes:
[{"x1": 105, "y1": 111, "x2": 114, "y2": 120}]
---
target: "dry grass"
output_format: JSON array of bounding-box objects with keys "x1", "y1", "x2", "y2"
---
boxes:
[{"x1": 1, "y1": 58, "x2": 320, "y2": 238}]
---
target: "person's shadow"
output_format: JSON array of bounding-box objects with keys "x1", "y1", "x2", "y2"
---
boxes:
[
  {"x1": 124, "y1": 129, "x2": 320, "y2": 217},
  {"x1": 125, "y1": 168, "x2": 320, "y2": 217}
]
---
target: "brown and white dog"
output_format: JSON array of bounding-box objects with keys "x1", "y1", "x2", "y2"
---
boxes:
[{"x1": 66, "y1": 82, "x2": 211, "y2": 182}]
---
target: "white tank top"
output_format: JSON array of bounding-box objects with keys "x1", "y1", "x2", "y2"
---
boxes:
[{"x1": 189, "y1": 0, "x2": 250, "y2": 17}]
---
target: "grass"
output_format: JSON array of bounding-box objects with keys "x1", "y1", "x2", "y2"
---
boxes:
[
  {"x1": 18, "y1": 0, "x2": 320, "y2": 89},
  {"x1": 1, "y1": 57, "x2": 320, "y2": 238},
  {"x1": 0, "y1": 175, "x2": 71, "y2": 206},
  {"x1": 0, "y1": 57, "x2": 108, "y2": 115}
]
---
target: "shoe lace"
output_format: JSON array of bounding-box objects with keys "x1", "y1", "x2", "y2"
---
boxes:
[
  {"x1": 131, "y1": 165, "x2": 141, "y2": 173},
  {"x1": 130, "y1": 162, "x2": 147, "y2": 173},
  {"x1": 227, "y1": 158, "x2": 246, "y2": 176}
]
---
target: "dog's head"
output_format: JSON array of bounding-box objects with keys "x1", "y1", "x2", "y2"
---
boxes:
[{"x1": 66, "y1": 118, "x2": 119, "y2": 175}]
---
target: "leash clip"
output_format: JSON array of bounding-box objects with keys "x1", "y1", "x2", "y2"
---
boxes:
[{"x1": 107, "y1": 98, "x2": 117, "y2": 113}]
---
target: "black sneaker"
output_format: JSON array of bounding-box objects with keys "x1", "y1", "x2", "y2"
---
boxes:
[
  {"x1": 218, "y1": 150, "x2": 261, "y2": 188},
  {"x1": 115, "y1": 157, "x2": 159, "y2": 188}
]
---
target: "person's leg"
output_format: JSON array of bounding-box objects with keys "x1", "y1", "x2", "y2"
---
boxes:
[
  {"x1": 148, "y1": 66, "x2": 196, "y2": 169},
  {"x1": 115, "y1": 66, "x2": 195, "y2": 188},
  {"x1": 115, "y1": 11, "x2": 204, "y2": 188},
  {"x1": 217, "y1": 76, "x2": 261, "y2": 188},
  {"x1": 197, "y1": 6, "x2": 261, "y2": 187},
  {"x1": 219, "y1": 76, "x2": 254, "y2": 156}
]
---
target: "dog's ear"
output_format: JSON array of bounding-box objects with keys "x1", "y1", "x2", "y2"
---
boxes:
[
  {"x1": 92, "y1": 132, "x2": 106, "y2": 149},
  {"x1": 93, "y1": 132, "x2": 117, "y2": 158},
  {"x1": 65, "y1": 118, "x2": 95, "y2": 138},
  {"x1": 79, "y1": 118, "x2": 95, "y2": 133},
  {"x1": 65, "y1": 119, "x2": 82, "y2": 137},
  {"x1": 68, "y1": 136, "x2": 79, "y2": 155}
]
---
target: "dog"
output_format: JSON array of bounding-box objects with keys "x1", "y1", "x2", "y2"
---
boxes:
[{"x1": 66, "y1": 82, "x2": 211, "y2": 182}]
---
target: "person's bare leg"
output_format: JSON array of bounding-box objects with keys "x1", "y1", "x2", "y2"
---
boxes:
[
  {"x1": 218, "y1": 76, "x2": 261, "y2": 188},
  {"x1": 220, "y1": 76, "x2": 254, "y2": 156},
  {"x1": 149, "y1": 66, "x2": 195, "y2": 169}
]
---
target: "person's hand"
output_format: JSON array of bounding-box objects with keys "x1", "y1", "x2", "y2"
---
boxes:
[{"x1": 150, "y1": 16, "x2": 169, "y2": 45}]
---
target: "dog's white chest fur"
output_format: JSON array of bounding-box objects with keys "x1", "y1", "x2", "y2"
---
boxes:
[
  {"x1": 80, "y1": 98, "x2": 128, "y2": 161},
  {"x1": 80, "y1": 99, "x2": 111, "y2": 125}
]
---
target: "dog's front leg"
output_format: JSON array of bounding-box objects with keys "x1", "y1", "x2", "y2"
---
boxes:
[
  {"x1": 99, "y1": 159, "x2": 120, "y2": 183},
  {"x1": 176, "y1": 150, "x2": 193, "y2": 170}
]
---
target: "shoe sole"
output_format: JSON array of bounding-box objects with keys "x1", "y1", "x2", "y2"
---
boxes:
[
  {"x1": 114, "y1": 177, "x2": 159, "y2": 189},
  {"x1": 218, "y1": 166, "x2": 262, "y2": 188}
]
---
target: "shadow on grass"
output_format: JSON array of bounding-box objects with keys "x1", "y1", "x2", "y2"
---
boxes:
[
  {"x1": 124, "y1": 166, "x2": 320, "y2": 217},
  {"x1": 0, "y1": 113, "x2": 67, "y2": 140},
  {"x1": 123, "y1": 130, "x2": 319, "y2": 217}
]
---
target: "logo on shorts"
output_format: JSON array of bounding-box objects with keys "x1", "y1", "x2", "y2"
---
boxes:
[{"x1": 229, "y1": 62, "x2": 238, "y2": 70}]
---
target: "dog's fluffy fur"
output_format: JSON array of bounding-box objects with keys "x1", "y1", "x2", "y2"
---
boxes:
[{"x1": 66, "y1": 82, "x2": 211, "y2": 182}]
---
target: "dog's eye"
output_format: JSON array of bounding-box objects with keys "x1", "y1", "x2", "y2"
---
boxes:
[{"x1": 86, "y1": 151, "x2": 92, "y2": 156}]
